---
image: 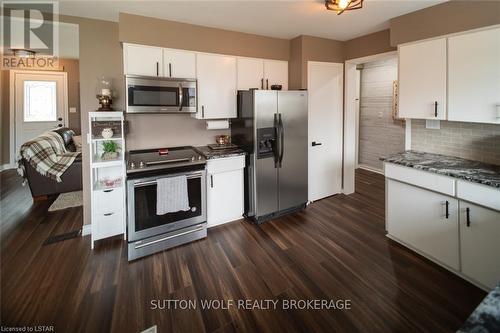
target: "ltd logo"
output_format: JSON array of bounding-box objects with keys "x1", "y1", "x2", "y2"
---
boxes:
[{"x1": 1, "y1": 1, "x2": 59, "y2": 68}]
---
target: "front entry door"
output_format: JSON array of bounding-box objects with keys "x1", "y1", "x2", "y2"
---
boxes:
[
  {"x1": 14, "y1": 71, "x2": 68, "y2": 156},
  {"x1": 307, "y1": 62, "x2": 343, "y2": 201}
]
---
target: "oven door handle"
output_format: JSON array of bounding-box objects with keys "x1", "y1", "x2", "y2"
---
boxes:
[
  {"x1": 133, "y1": 172, "x2": 203, "y2": 187},
  {"x1": 178, "y1": 83, "x2": 183, "y2": 111},
  {"x1": 133, "y1": 224, "x2": 205, "y2": 249}
]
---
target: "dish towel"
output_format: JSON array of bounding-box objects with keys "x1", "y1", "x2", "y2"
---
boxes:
[{"x1": 156, "y1": 176, "x2": 190, "y2": 215}]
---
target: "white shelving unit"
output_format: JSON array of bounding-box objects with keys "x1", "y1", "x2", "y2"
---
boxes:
[{"x1": 88, "y1": 112, "x2": 126, "y2": 249}]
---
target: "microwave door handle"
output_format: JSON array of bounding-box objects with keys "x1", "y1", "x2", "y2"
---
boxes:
[{"x1": 178, "y1": 83, "x2": 183, "y2": 111}]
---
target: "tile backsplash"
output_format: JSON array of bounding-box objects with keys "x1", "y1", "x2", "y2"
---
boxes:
[{"x1": 411, "y1": 120, "x2": 500, "y2": 165}]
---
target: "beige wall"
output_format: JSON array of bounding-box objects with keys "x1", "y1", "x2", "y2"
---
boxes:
[
  {"x1": 289, "y1": 37, "x2": 303, "y2": 90},
  {"x1": 390, "y1": 0, "x2": 500, "y2": 46},
  {"x1": 345, "y1": 29, "x2": 395, "y2": 60},
  {"x1": 119, "y1": 13, "x2": 290, "y2": 60},
  {"x1": 301, "y1": 36, "x2": 344, "y2": 89},
  {"x1": 288, "y1": 35, "x2": 345, "y2": 90},
  {"x1": 59, "y1": 59, "x2": 81, "y2": 134},
  {"x1": 59, "y1": 15, "x2": 124, "y2": 226}
]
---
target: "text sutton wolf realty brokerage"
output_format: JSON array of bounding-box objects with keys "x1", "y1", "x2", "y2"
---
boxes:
[{"x1": 151, "y1": 299, "x2": 353, "y2": 311}]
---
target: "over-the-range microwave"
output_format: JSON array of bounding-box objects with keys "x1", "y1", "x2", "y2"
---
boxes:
[{"x1": 125, "y1": 75, "x2": 197, "y2": 114}]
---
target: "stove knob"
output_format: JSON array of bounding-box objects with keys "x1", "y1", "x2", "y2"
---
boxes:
[
  {"x1": 130, "y1": 162, "x2": 135, "y2": 169},
  {"x1": 198, "y1": 155, "x2": 202, "y2": 160},
  {"x1": 139, "y1": 161, "x2": 145, "y2": 168},
  {"x1": 191, "y1": 156, "x2": 195, "y2": 162}
]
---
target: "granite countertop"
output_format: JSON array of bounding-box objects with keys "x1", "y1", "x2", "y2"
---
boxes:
[
  {"x1": 195, "y1": 146, "x2": 247, "y2": 160},
  {"x1": 381, "y1": 151, "x2": 500, "y2": 188},
  {"x1": 458, "y1": 284, "x2": 500, "y2": 333}
]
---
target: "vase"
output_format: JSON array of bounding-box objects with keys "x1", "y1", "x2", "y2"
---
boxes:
[
  {"x1": 102, "y1": 152, "x2": 118, "y2": 160},
  {"x1": 101, "y1": 128, "x2": 114, "y2": 139}
]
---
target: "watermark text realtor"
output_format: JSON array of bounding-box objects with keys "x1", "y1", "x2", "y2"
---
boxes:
[
  {"x1": 151, "y1": 299, "x2": 352, "y2": 311},
  {"x1": 1, "y1": 1, "x2": 59, "y2": 69}
]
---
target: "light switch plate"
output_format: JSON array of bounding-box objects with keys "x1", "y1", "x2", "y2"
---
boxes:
[
  {"x1": 69, "y1": 107, "x2": 77, "y2": 113},
  {"x1": 425, "y1": 119, "x2": 440, "y2": 130}
]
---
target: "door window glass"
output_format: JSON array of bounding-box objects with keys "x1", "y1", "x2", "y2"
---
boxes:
[{"x1": 24, "y1": 81, "x2": 57, "y2": 122}]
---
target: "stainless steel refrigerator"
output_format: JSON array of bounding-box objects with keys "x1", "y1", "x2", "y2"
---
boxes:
[{"x1": 232, "y1": 90, "x2": 308, "y2": 223}]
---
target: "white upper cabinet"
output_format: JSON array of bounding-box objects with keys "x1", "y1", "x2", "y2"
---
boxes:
[
  {"x1": 237, "y1": 58, "x2": 289, "y2": 91},
  {"x1": 264, "y1": 60, "x2": 288, "y2": 90},
  {"x1": 196, "y1": 53, "x2": 237, "y2": 119},
  {"x1": 448, "y1": 27, "x2": 500, "y2": 124},
  {"x1": 398, "y1": 38, "x2": 447, "y2": 120},
  {"x1": 124, "y1": 44, "x2": 163, "y2": 77},
  {"x1": 163, "y1": 48, "x2": 196, "y2": 79},
  {"x1": 237, "y1": 58, "x2": 265, "y2": 90}
]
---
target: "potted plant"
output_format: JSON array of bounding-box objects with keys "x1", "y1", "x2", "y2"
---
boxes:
[{"x1": 101, "y1": 140, "x2": 119, "y2": 160}]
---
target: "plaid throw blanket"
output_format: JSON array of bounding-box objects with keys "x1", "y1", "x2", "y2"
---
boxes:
[{"x1": 17, "y1": 131, "x2": 80, "y2": 183}]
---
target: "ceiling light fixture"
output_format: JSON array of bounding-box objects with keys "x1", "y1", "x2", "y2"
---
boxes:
[
  {"x1": 325, "y1": 0, "x2": 363, "y2": 15},
  {"x1": 11, "y1": 49, "x2": 36, "y2": 58}
]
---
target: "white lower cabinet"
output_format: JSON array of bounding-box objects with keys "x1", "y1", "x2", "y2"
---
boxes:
[
  {"x1": 206, "y1": 156, "x2": 245, "y2": 227},
  {"x1": 92, "y1": 187, "x2": 125, "y2": 241},
  {"x1": 387, "y1": 179, "x2": 459, "y2": 270},
  {"x1": 459, "y1": 201, "x2": 500, "y2": 289},
  {"x1": 386, "y1": 162, "x2": 500, "y2": 290}
]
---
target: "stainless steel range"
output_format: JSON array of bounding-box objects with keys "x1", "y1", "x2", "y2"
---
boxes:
[{"x1": 126, "y1": 146, "x2": 206, "y2": 261}]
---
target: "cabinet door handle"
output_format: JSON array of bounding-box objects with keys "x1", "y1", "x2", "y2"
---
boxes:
[
  {"x1": 103, "y1": 189, "x2": 114, "y2": 193},
  {"x1": 261, "y1": 78, "x2": 264, "y2": 89},
  {"x1": 104, "y1": 212, "x2": 115, "y2": 216},
  {"x1": 266, "y1": 79, "x2": 269, "y2": 90},
  {"x1": 434, "y1": 101, "x2": 438, "y2": 117},
  {"x1": 445, "y1": 200, "x2": 450, "y2": 219},
  {"x1": 156, "y1": 62, "x2": 159, "y2": 76},
  {"x1": 210, "y1": 175, "x2": 213, "y2": 188},
  {"x1": 201, "y1": 105, "x2": 205, "y2": 118},
  {"x1": 466, "y1": 207, "x2": 471, "y2": 227},
  {"x1": 169, "y1": 63, "x2": 172, "y2": 77}
]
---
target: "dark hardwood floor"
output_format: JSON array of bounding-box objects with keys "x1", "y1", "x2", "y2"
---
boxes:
[{"x1": 0, "y1": 168, "x2": 485, "y2": 332}]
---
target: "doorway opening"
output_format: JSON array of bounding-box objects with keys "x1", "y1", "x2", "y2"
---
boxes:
[
  {"x1": 355, "y1": 55, "x2": 404, "y2": 174},
  {"x1": 12, "y1": 70, "x2": 69, "y2": 158},
  {"x1": 3, "y1": 21, "x2": 80, "y2": 170},
  {"x1": 344, "y1": 51, "x2": 405, "y2": 193}
]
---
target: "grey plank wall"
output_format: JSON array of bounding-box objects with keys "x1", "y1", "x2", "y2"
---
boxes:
[
  {"x1": 411, "y1": 120, "x2": 500, "y2": 165},
  {"x1": 358, "y1": 56, "x2": 405, "y2": 171}
]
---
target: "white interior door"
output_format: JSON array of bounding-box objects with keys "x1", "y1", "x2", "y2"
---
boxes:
[
  {"x1": 14, "y1": 71, "x2": 68, "y2": 156},
  {"x1": 307, "y1": 62, "x2": 343, "y2": 201}
]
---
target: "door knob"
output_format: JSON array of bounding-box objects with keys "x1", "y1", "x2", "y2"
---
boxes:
[{"x1": 311, "y1": 141, "x2": 322, "y2": 146}]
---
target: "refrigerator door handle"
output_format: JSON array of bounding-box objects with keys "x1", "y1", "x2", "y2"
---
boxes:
[
  {"x1": 274, "y1": 113, "x2": 280, "y2": 168},
  {"x1": 278, "y1": 113, "x2": 284, "y2": 167}
]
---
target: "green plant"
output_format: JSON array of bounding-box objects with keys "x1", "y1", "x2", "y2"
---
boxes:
[{"x1": 102, "y1": 140, "x2": 119, "y2": 155}]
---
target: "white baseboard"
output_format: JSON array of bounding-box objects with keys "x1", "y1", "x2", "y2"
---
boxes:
[
  {"x1": 82, "y1": 224, "x2": 91, "y2": 236},
  {"x1": 357, "y1": 164, "x2": 384, "y2": 175},
  {"x1": 0, "y1": 163, "x2": 15, "y2": 172}
]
